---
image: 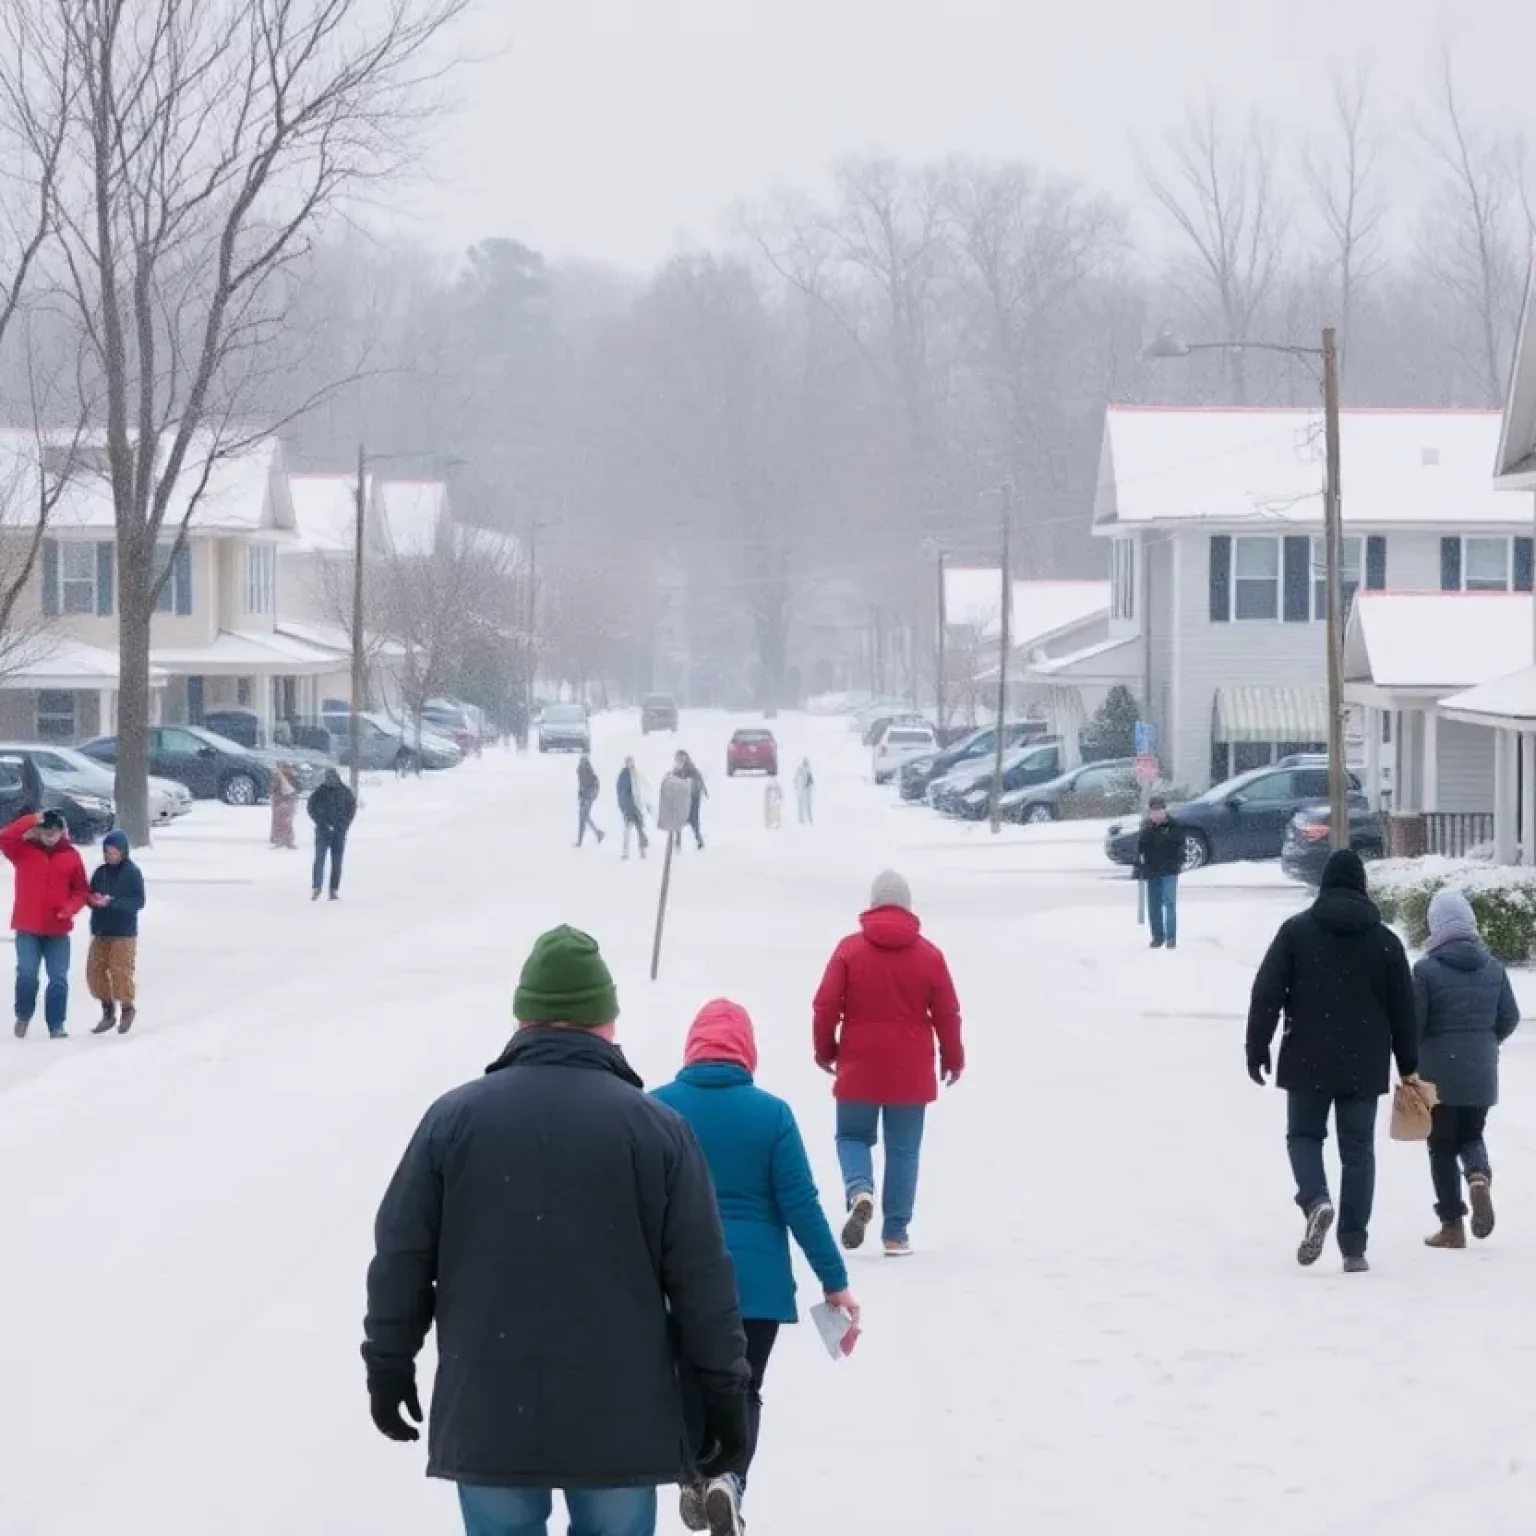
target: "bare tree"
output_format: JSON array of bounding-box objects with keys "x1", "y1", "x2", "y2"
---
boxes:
[
  {"x1": 1140, "y1": 102, "x2": 1290, "y2": 402},
  {"x1": 1, "y1": 0, "x2": 468, "y2": 839}
]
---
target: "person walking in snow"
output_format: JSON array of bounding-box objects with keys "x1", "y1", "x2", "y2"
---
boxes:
[
  {"x1": 2, "y1": 809, "x2": 90, "y2": 1040},
  {"x1": 812, "y1": 870, "x2": 964, "y2": 1257},
  {"x1": 86, "y1": 830, "x2": 145, "y2": 1036},
  {"x1": 674, "y1": 751, "x2": 707, "y2": 850},
  {"x1": 363, "y1": 926, "x2": 750, "y2": 1536},
  {"x1": 269, "y1": 761, "x2": 299, "y2": 850},
  {"x1": 576, "y1": 754, "x2": 606, "y2": 848},
  {"x1": 1246, "y1": 848, "x2": 1419, "y2": 1274},
  {"x1": 763, "y1": 777, "x2": 783, "y2": 829},
  {"x1": 1134, "y1": 794, "x2": 1184, "y2": 949},
  {"x1": 1414, "y1": 890, "x2": 1520, "y2": 1249},
  {"x1": 654, "y1": 999, "x2": 860, "y2": 1536},
  {"x1": 793, "y1": 759, "x2": 814, "y2": 825},
  {"x1": 307, "y1": 768, "x2": 356, "y2": 901},
  {"x1": 616, "y1": 756, "x2": 648, "y2": 860}
]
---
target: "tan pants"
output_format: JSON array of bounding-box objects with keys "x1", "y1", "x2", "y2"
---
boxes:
[{"x1": 87, "y1": 937, "x2": 137, "y2": 1005}]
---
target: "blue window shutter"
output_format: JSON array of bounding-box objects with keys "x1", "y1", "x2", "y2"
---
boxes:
[
  {"x1": 174, "y1": 544, "x2": 192, "y2": 614},
  {"x1": 1208, "y1": 536, "x2": 1231, "y2": 622},
  {"x1": 96, "y1": 541, "x2": 114, "y2": 616},
  {"x1": 1282, "y1": 537, "x2": 1310, "y2": 622},
  {"x1": 41, "y1": 539, "x2": 58, "y2": 617},
  {"x1": 1516, "y1": 538, "x2": 1534, "y2": 593},
  {"x1": 1440, "y1": 537, "x2": 1462, "y2": 591},
  {"x1": 1365, "y1": 536, "x2": 1387, "y2": 591}
]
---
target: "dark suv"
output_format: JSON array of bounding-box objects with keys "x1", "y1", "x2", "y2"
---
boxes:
[
  {"x1": 641, "y1": 694, "x2": 678, "y2": 734},
  {"x1": 81, "y1": 726, "x2": 274, "y2": 806}
]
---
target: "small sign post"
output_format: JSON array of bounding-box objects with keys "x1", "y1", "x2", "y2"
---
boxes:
[
  {"x1": 1133, "y1": 720, "x2": 1159, "y2": 758},
  {"x1": 651, "y1": 773, "x2": 693, "y2": 980},
  {"x1": 1134, "y1": 754, "x2": 1160, "y2": 788}
]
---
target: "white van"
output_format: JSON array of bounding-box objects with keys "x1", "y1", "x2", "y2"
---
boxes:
[{"x1": 871, "y1": 721, "x2": 939, "y2": 784}]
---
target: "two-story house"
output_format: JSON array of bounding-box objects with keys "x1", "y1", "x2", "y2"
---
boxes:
[{"x1": 1051, "y1": 404, "x2": 1530, "y2": 792}]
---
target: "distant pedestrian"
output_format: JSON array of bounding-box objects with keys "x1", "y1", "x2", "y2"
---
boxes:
[
  {"x1": 1414, "y1": 890, "x2": 1520, "y2": 1249},
  {"x1": 812, "y1": 870, "x2": 964, "y2": 1257},
  {"x1": 269, "y1": 761, "x2": 299, "y2": 850},
  {"x1": 763, "y1": 778, "x2": 783, "y2": 829},
  {"x1": 87, "y1": 830, "x2": 145, "y2": 1036},
  {"x1": 576, "y1": 754, "x2": 605, "y2": 847},
  {"x1": 617, "y1": 756, "x2": 649, "y2": 860},
  {"x1": 1134, "y1": 795, "x2": 1185, "y2": 950},
  {"x1": 674, "y1": 751, "x2": 707, "y2": 850},
  {"x1": 2, "y1": 810, "x2": 90, "y2": 1040},
  {"x1": 1246, "y1": 848, "x2": 1418, "y2": 1274},
  {"x1": 655, "y1": 999, "x2": 860, "y2": 1535},
  {"x1": 793, "y1": 759, "x2": 814, "y2": 824},
  {"x1": 308, "y1": 769, "x2": 356, "y2": 901}
]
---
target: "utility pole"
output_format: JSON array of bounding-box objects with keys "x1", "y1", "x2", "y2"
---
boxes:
[
  {"x1": 1322, "y1": 327, "x2": 1349, "y2": 849},
  {"x1": 989, "y1": 485, "x2": 1014, "y2": 834},
  {"x1": 524, "y1": 521, "x2": 539, "y2": 723},
  {"x1": 935, "y1": 548, "x2": 947, "y2": 730},
  {"x1": 349, "y1": 444, "x2": 366, "y2": 797}
]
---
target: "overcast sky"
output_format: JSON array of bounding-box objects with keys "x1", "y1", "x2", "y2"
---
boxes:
[{"x1": 398, "y1": 0, "x2": 1536, "y2": 272}]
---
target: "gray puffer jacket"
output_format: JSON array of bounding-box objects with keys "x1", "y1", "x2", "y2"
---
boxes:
[{"x1": 1413, "y1": 940, "x2": 1520, "y2": 1107}]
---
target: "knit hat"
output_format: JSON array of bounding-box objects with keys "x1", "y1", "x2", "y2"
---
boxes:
[
  {"x1": 1426, "y1": 889, "x2": 1481, "y2": 953},
  {"x1": 513, "y1": 926, "x2": 619, "y2": 1028},
  {"x1": 683, "y1": 998, "x2": 758, "y2": 1075},
  {"x1": 870, "y1": 869, "x2": 912, "y2": 911},
  {"x1": 102, "y1": 830, "x2": 130, "y2": 856},
  {"x1": 37, "y1": 810, "x2": 66, "y2": 833},
  {"x1": 1318, "y1": 848, "x2": 1367, "y2": 895}
]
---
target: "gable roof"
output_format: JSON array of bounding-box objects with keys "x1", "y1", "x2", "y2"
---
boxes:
[
  {"x1": 1095, "y1": 406, "x2": 1515, "y2": 530},
  {"x1": 1440, "y1": 665, "x2": 1536, "y2": 726},
  {"x1": 1495, "y1": 253, "x2": 1536, "y2": 488},
  {"x1": 286, "y1": 473, "x2": 382, "y2": 556},
  {"x1": 943, "y1": 571, "x2": 1108, "y2": 648},
  {"x1": 377, "y1": 479, "x2": 449, "y2": 557},
  {"x1": 1344, "y1": 590, "x2": 1532, "y2": 691}
]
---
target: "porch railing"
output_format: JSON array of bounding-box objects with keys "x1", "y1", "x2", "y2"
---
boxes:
[{"x1": 1423, "y1": 812, "x2": 1495, "y2": 858}]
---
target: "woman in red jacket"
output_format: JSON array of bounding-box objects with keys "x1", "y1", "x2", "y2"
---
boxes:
[{"x1": 812, "y1": 870, "x2": 963, "y2": 1256}]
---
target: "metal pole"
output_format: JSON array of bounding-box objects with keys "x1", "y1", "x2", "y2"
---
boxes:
[
  {"x1": 989, "y1": 485, "x2": 1013, "y2": 833},
  {"x1": 649, "y1": 832, "x2": 676, "y2": 980},
  {"x1": 349, "y1": 443, "x2": 366, "y2": 797},
  {"x1": 935, "y1": 548, "x2": 947, "y2": 730},
  {"x1": 1322, "y1": 327, "x2": 1349, "y2": 849}
]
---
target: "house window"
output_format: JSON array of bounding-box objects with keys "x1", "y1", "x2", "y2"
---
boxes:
[
  {"x1": 236, "y1": 677, "x2": 253, "y2": 707},
  {"x1": 1464, "y1": 537, "x2": 1511, "y2": 592},
  {"x1": 1311, "y1": 536, "x2": 1362, "y2": 619},
  {"x1": 244, "y1": 545, "x2": 275, "y2": 614},
  {"x1": 60, "y1": 543, "x2": 96, "y2": 614},
  {"x1": 153, "y1": 543, "x2": 194, "y2": 615},
  {"x1": 1111, "y1": 538, "x2": 1136, "y2": 621},
  {"x1": 35, "y1": 691, "x2": 76, "y2": 741},
  {"x1": 1232, "y1": 537, "x2": 1280, "y2": 620}
]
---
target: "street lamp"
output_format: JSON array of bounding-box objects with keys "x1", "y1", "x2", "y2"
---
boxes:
[{"x1": 1142, "y1": 325, "x2": 1348, "y2": 849}]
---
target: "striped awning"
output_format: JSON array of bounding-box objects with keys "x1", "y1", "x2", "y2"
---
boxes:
[{"x1": 1214, "y1": 686, "x2": 1328, "y2": 744}]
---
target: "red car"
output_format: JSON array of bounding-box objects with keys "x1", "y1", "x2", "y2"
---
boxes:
[{"x1": 726, "y1": 728, "x2": 778, "y2": 776}]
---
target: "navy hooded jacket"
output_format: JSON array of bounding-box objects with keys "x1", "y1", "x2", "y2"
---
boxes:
[{"x1": 89, "y1": 835, "x2": 145, "y2": 939}]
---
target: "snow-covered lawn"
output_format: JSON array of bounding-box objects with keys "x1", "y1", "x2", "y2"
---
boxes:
[{"x1": 4, "y1": 715, "x2": 1534, "y2": 1534}]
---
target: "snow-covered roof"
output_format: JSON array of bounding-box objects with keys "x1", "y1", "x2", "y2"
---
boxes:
[
  {"x1": 151, "y1": 629, "x2": 340, "y2": 676},
  {"x1": 1095, "y1": 406, "x2": 1517, "y2": 530},
  {"x1": 0, "y1": 637, "x2": 168, "y2": 690},
  {"x1": 276, "y1": 618, "x2": 405, "y2": 659},
  {"x1": 1495, "y1": 254, "x2": 1536, "y2": 489},
  {"x1": 944, "y1": 572, "x2": 1108, "y2": 646},
  {"x1": 1026, "y1": 634, "x2": 1141, "y2": 681},
  {"x1": 377, "y1": 479, "x2": 449, "y2": 557},
  {"x1": 1344, "y1": 591, "x2": 1532, "y2": 691},
  {"x1": 1440, "y1": 666, "x2": 1536, "y2": 727},
  {"x1": 287, "y1": 474, "x2": 374, "y2": 555}
]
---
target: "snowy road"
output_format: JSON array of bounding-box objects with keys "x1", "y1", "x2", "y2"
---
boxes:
[{"x1": 5, "y1": 713, "x2": 1535, "y2": 1534}]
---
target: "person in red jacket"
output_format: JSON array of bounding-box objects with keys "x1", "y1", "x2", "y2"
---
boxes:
[
  {"x1": 812, "y1": 869, "x2": 963, "y2": 1256},
  {"x1": 2, "y1": 810, "x2": 90, "y2": 1040}
]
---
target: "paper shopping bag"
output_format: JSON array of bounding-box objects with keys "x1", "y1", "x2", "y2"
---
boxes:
[{"x1": 1389, "y1": 1078, "x2": 1439, "y2": 1142}]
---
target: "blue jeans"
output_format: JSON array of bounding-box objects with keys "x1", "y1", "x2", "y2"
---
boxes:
[
  {"x1": 1145, "y1": 875, "x2": 1177, "y2": 945},
  {"x1": 15, "y1": 932, "x2": 70, "y2": 1034},
  {"x1": 835, "y1": 1101, "x2": 927, "y2": 1242},
  {"x1": 1286, "y1": 1090, "x2": 1379, "y2": 1258},
  {"x1": 312, "y1": 825, "x2": 347, "y2": 894},
  {"x1": 457, "y1": 1484, "x2": 656, "y2": 1536}
]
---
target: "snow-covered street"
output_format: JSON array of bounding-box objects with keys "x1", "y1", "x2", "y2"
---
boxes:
[{"x1": 5, "y1": 712, "x2": 1535, "y2": 1535}]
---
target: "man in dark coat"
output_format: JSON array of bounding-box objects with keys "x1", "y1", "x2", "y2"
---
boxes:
[
  {"x1": 576, "y1": 755, "x2": 605, "y2": 848},
  {"x1": 1246, "y1": 848, "x2": 1419, "y2": 1273},
  {"x1": 362, "y1": 926, "x2": 749, "y2": 1536},
  {"x1": 307, "y1": 768, "x2": 356, "y2": 901},
  {"x1": 1133, "y1": 796, "x2": 1185, "y2": 950}
]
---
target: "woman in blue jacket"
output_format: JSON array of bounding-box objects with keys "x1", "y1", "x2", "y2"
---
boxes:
[{"x1": 654, "y1": 998, "x2": 859, "y2": 1536}]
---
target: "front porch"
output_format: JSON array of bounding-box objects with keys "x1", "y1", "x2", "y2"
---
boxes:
[
  {"x1": 1439, "y1": 666, "x2": 1536, "y2": 864},
  {"x1": 0, "y1": 637, "x2": 168, "y2": 744},
  {"x1": 1022, "y1": 636, "x2": 1141, "y2": 759}
]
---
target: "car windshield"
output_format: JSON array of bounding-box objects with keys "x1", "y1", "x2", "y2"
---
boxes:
[
  {"x1": 643, "y1": 696, "x2": 673, "y2": 708},
  {"x1": 545, "y1": 705, "x2": 585, "y2": 724},
  {"x1": 887, "y1": 730, "x2": 934, "y2": 745},
  {"x1": 734, "y1": 731, "x2": 773, "y2": 744},
  {"x1": 1191, "y1": 767, "x2": 1282, "y2": 804},
  {"x1": 187, "y1": 726, "x2": 250, "y2": 754}
]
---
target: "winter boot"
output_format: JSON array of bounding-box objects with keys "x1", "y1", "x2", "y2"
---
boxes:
[
  {"x1": 883, "y1": 1238, "x2": 914, "y2": 1258},
  {"x1": 1424, "y1": 1220, "x2": 1466, "y2": 1249},
  {"x1": 48, "y1": 1030, "x2": 68, "y2": 1041},
  {"x1": 1342, "y1": 1254, "x2": 1370, "y2": 1274},
  {"x1": 1468, "y1": 1174, "x2": 1495, "y2": 1240},
  {"x1": 328, "y1": 890, "x2": 340, "y2": 902},
  {"x1": 1149, "y1": 938, "x2": 1164, "y2": 949},
  {"x1": 91, "y1": 1004, "x2": 117, "y2": 1035},
  {"x1": 678, "y1": 1484, "x2": 708, "y2": 1533},
  {"x1": 704, "y1": 1475, "x2": 743, "y2": 1536},
  {"x1": 841, "y1": 1191, "x2": 875, "y2": 1251},
  {"x1": 117, "y1": 1004, "x2": 136, "y2": 1035},
  {"x1": 311, "y1": 887, "x2": 321, "y2": 901},
  {"x1": 1296, "y1": 1200, "x2": 1335, "y2": 1267}
]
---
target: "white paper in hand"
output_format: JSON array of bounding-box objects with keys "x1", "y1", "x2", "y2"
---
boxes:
[{"x1": 809, "y1": 1301, "x2": 860, "y2": 1360}]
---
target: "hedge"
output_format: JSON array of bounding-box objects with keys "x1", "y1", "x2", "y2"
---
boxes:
[{"x1": 1369, "y1": 859, "x2": 1536, "y2": 964}]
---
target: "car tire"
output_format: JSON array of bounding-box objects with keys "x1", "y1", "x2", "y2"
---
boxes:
[
  {"x1": 1181, "y1": 832, "x2": 1210, "y2": 872},
  {"x1": 727, "y1": 767, "x2": 736, "y2": 777},
  {"x1": 221, "y1": 772, "x2": 259, "y2": 807},
  {"x1": 1023, "y1": 803, "x2": 1054, "y2": 825}
]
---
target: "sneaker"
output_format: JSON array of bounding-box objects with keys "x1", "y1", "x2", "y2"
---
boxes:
[
  {"x1": 678, "y1": 1483, "x2": 707, "y2": 1533},
  {"x1": 91, "y1": 1005, "x2": 117, "y2": 1035},
  {"x1": 704, "y1": 1476, "x2": 742, "y2": 1536},
  {"x1": 1166, "y1": 941, "x2": 1177, "y2": 950},
  {"x1": 1342, "y1": 1254, "x2": 1370, "y2": 1274},
  {"x1": 117, "y1": 1005, "x2": 136, "y2": 1035},
  {"x1": 13, "y1": 1017, "x2": 28, "y2": 1039},
  {"x1": 311, "y1": 888, "x2": 321, "y2": 901},
  {"x1": 1297, "y1": 1200, "x2": 1335, "y2": 1267},
  {"x1": 883, "y1": 1238, "x2": 913, "y2": 1258},
  {"x1": 48, "y1": 1030, "x2": 68, "y2": 1041},
  {"x1": 1149, "y1": 938, "x2": 1164, "y2": 949},
  {"x1": 1468, "y1": 1174, "x2": 1495, "y2": 1240},
  {"x1": 328, "y1": 890, "x2": 339, "y2": 902},
  {"x1": 1425, "y1": 1220, "x2": 1466, "y2": 1250},
  {"x1": 841, "y1": 1191, "x2": 875, "y2": 1250}
]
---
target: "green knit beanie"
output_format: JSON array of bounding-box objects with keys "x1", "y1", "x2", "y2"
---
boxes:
[{"x1": 513, "y1": 926, "x2": 619, "y2": 1028}]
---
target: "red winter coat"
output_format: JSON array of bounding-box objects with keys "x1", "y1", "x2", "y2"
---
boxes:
[
  {"x1": 812, "y1": 906, "x2": 964, "y2": 1104},
  {"x1": 0, "y1": 814, "x2": 90, "y2": 937}
]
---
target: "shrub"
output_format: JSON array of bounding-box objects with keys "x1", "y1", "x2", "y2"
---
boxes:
[
  {"x1": 1368, "y1": 859, "x2": 1536, "y2": 964},
  {"x1": 1080, "y1": 685, "x2": 1140, "y2": 763}
]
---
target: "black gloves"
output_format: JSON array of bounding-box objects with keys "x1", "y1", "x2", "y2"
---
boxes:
[
  {"x1": 1247, "y1": 1047, "x2": 1271, "y2": 1086},
  {"x1": 368, "y1": 1374, "x2": 423, "y2": 1442},
  {"x1": 695, "y1": 1392, "x2": 750, "y2": 1480}
]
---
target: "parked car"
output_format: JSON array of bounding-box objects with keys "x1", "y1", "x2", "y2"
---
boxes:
[
  {"x1": 538, "y1": 702, "x2": 591, "y2": 753},
  {"x1": 932, "y1": 742, "x2": 1064, "y2": 817},
  {"x1": 641, "y1": 694, "x2": 679, "y2": 734},
  {"x1": 850, "y1": 699, "x2": 909, "y2": 735},
  {"x1": 862, "y1": 710, "x2": 931, "y2": 748},
  {"x1": 0, "y1": 750, "x2": 114, "y2": 843},
  {"x1": 0, "y1": 743, "x2": 191, "y2": 828},
  {"x1": 872, "y1": 721, "x2": 939, "y2": 784},
  {"x1": 421, "y1": 698, "x2": 483, "y2": 754},
  {"x1": 726, "y1": 728, "x2": 778, "y2": 776},
  {"x1": 80, "y1": 725, "x2": 276, "y2": 806},
  {"x1": 1280, "y1": 799, "x2": 1385, "y2": 885},
  {"x1": 203, "y1": 708, "x2": 263, "y2": 749},
  {"x1": 898, "y1": 722, "x2": 1048, "y2": 802},
  {"x1": 1103, "y1": 763, "x2": 1366, "y2": 872},
  {"x1": 318, "y1": 711, "x2": 461, "y2": 772},
  {"x1": 1000, "y1": 758, "x2": 1138, "y2": 825}
]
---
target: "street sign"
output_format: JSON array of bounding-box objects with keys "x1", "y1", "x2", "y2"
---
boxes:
[
  {"x1": 1134, "y1": 754, "x2": 1159, "y2": 787},
  {"x1": 1133, "y1": 720, "x2": 1159, "y2": 757}
]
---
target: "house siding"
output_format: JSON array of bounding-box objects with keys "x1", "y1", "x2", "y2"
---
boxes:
[
  {"x1": 1146, "y1": 537, "x2": 1174, "y2": 770},
  {"x1": 1437, "y1": 719, "x2": 1496, "y2": 813}
]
